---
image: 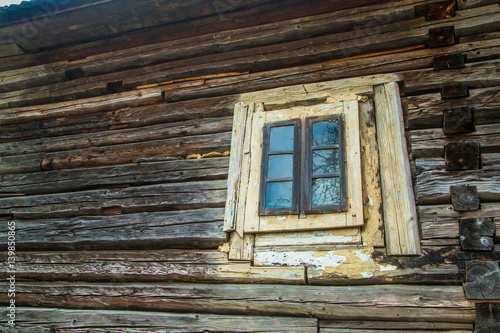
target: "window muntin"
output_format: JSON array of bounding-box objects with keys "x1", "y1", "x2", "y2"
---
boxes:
[{"x1": 259, "y1": 115, "x2": 346, "y2": 216}]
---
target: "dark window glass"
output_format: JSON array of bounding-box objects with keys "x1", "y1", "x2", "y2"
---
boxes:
[
  {"x1": 312, "y1": 178, "x2": 341, "y2": 206},
  {"x1": 266, "y1": 181, "x2": 293, "y2": 208},
  {"x1": 269, "y1": 126, "x2": 294, "y2": 152},
  {"x1": 312, "y1": 149, "x2": 340, "y2": 176},
  {"x1": 268, "y1": 154, "x2": 293, "y2": 179},
  {"x1": 312, "y1": 120, "x2": 339, "y2": 147}
]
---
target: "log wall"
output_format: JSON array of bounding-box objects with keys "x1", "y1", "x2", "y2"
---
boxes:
[{"x1": 1, "y1": 0, "x2": 499, "y2": 331}]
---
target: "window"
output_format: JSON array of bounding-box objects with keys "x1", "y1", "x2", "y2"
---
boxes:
[
  {"x1": 224, "y1": 78, "x2": 421, "y2": 259},
  {"x1": 259, "y1": 116, "x2": 347, "y2": 216}
]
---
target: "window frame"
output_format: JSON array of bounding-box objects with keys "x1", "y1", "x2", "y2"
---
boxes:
[
  {"x1": 258, "y1": 119, "x2": 301, "y2": 216},
  {"x1": 304, "y1": 114, "x2": 347, "y2": 214}
]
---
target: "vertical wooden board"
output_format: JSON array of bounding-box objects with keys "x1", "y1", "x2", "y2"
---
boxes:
[
  {"x1": 344, "y1": 100, "x2": 364, "y2": 227},
  {"x1": 244, "y1": 104, "x2": 265, "y2": 233},
  {"x1": 235, "y1": 102, "x2": 255, "y2": 237},
  {"x1": 359, "y1": 99, "x2": 385, "y2": 247},
  {"x1": 224, "y1": 103, "x2": 248, "y2": 232},
  {"x1": 374, "y1": 82, "x2": 421, "y2": 255},
  {"x1": 228, "y1": 231, "x2": 255, "y2": 261}
]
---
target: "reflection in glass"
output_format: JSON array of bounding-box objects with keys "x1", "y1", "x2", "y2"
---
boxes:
[
  {"x1": 313, "y1": 149, "x2": 340, "y2": 175},
  {"x1": 312, "y1": 178, "x2": 340, "y2": 206},
  {"x1": 267, "y1": 154, "x2": 293, "y2": 180},
  {"x1": 266, "y1": 181, "x2": 293, "y2": 209},
  {"x1": 269, "y1": 126, "x2": 294, "y2": 152},
  {"x1": 312, "y1": 120, "x2": 339, "y2": 147}
]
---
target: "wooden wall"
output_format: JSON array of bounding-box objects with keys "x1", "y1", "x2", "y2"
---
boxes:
[{"x1": 1, "y1": 0, "x2": 499, "y2": 331}]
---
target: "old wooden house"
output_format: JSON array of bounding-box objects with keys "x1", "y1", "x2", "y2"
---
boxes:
[{"x1": 0, "y1": 0, "x2": 499, "y2": 331}]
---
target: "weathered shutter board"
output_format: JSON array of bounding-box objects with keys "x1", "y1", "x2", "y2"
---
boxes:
[
  {"x1": 223, "y1": 102, "x2": 248, "y2": 232},
  {"x1": 344, "y1": 100, "x2": 364, "y2": 227},
  {"x1": 374, "y1": 82, "x2": 421, "y2": 256}
]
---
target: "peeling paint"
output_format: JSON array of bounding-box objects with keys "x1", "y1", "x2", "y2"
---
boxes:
[
  {"x1": 254, "y1": 251, "x2": 346, "y2": 268},
  {"x1": 355, "y1": 251, "x2": 373, "y2": 263},
  {"x1": 378, "y1": 264, "x2": 398, "y2": 271},
  {"x1": 361, "y1": 272, "x2": 374, "y2": 278}
]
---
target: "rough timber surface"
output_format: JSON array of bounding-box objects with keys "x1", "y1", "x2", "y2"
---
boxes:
[{"x1": 0, "y1": 283, "x2": 475, "y2": 323}]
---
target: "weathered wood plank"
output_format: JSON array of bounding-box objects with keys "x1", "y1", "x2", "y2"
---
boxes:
[
  {"x1": 0, "y1": 0, "x2": 423, "y2": 92},
  {"x1": 0, "y1": 250, "x2": 305, "y2": 284},
  {"x1": 415, "y1": 156, "x2": 500, "y2": 204},
  {"x1": 0, "y1": 132, "x2": 231, "y2": 175},
  {"x1": 0, "y1": 157, "x2": 229, "y2": 196},
  {"x1": 0, "y1": 307, "x2": 318, "y2": 332},
  {"x1": 0, "y1": 117, "x2": 233, "y2": 157},
  {"x1": 0, "y1": 208, "x2": 226, "y2": 250},
  {"x1": 344, "y1": 100, "x2": 364, "y2": 227},
  {"x1": 0, "y1": 283, "x2": 476, "y2": 322},
  {"x1": 0, "y1": 95, "x2": 235, "y2": 138},
  {"x1": 410, "y1": 124, "x2": 500, "y2": 158},
  {"x1": 319, "y1": 320, "x2": 473, "y2": 331},
  {"x1": 3, "y1": 6, "x2": 499, "y2": 109},
  {"x1": 464, "y1": 260, "x2": 500, "y2": 299},
  {"x1": 374, "y1": 82, "x2": 420, "y2": 255},
  {"x1": 419, "y1": 202, "x2": 500, "y2": 240},
  {"x1": 0, "y1": 180, "x2": 227, "y2": 219},
  {"x1": 402, "y1": 59, "x2": 500, "y2": 96},
  {"x1": 224, "y1": 103, "x2": 248, "y2": 232}
]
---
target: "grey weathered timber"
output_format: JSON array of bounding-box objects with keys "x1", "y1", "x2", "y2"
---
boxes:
[
  {"x1": 0, "y1": 307, "x2": 318, "y2": 332},
  {"x1": 419, "y1": 202, "x2": 500, "y2": 240},
  {"x1": 0, "y1": 117, "x2": 233, "y2": 157},
  {"x1": 0, "y1": 250, "x2": 305, "y2": 284},
  {"x1": 474, "y1": 303, "x2": 500, "y2": 333},
  {"x1": 0, "y1": 283, "x2": 476, "y2": 323},
  {"x1": 0, "y1": 132, "x2": 231, "y2": 175},
  {"x1": 0, "y1": 158, "x2": 229, "y2": 196},
  {"x1": 459, "y1": 217, "x2": 495, "y2": 251},
  {"x1": 410, "y1": 123, "x2": 499, "y2": 158},
  {"x1": 0, "y1": 180, "x2": 227, "y2": 219},
  {"x1": 2, "y1": 6, "x2": 499, "y2": 109},
  {"x1": 0, "y1": 0, "x2": 423, "y2": 92},
  {"x1": 415, "y1": 157, "x2": 500, "y2": 204},
  {"x1": 450, "y1": 185, "x2": 480, "y2": 211},
  {"x1": 320, "y1": 319, "x2": 473, "y2": 331},
  {"x1": 0, "y1": 208, "x2": 226, "y2": 250},
  {"x1": 464, "y1": 260, "x2": 500, "y2": 299}
]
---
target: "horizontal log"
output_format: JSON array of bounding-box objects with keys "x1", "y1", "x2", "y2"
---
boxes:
[
  {"x1": 410, "y1": 123, "x2": 500, "y2": 158},
  {"x1": 0, "y1": 0, "x2": 422, "y2": 93},
  {"x1": 0, "y1": 307, "x2": 317, "y2": 333},
  {"x1": 0, "y1": 208, "x2": 226, "y2": 250},
  {"x1": 0, "y1": 117, "x2": 233, "y2": 157},
  {"x1": 419, "y1": 202, "x2": 500, "y2": 240},
  {"x1": 415, "y1": 156, "x2": 500, "y2": 204},
  {"x1": 404, "y1": 86, "x2": 500, "y2": 130},
  {"x1": 319, "y1": 320, "x2": 473, "y2": 331},
  {"x1": 0, "y1": 95, "x2": 235, "y2": 140},
  {"x1": 0, "y1": 180, "x2": 227, "y2": 219},
  {"x1": 402, "y1": 59, "x2": 500, "y2": 96},
  {"x1": 164, "y1": 44, "x2": 500, "y2": 104},
  {"x1": 0, "y1": 283, "x2": 476, "y2": 322},
  {"x1": 0, "y1": 132, "x2": 231, "y2": 175},
  {"x1": 2, "y1": 6, "x2": 499, "y2": 109},
  {"x1": 0, "y1": 250, "x2": 305, "y2": 284},
  {"x1": 0, "y1": 88, "x2": 163, "y2": 126},
  {"x1": 0, "y1": 157, "x2": 229, "y2": 196}
]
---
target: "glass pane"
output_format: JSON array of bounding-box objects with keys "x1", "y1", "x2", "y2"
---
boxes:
[
  {"x1": 312, "y1": 178, "x2": 341, "y2": 206},
  {"x1": 267, "y1": 154, "x2": 293, "y2": 180},
  {"x1": 266, "y1": 181, "x2": 293, "y2": 209},
  {"x1": 313, "y1": 149, "x2": 340, "y2": 176},
  {"x1": 312, "y1": 120, "x2": 339, "y2": 147},
  {"x1": 269, "y1": 125, "x2": 294, "y2": 152}
]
